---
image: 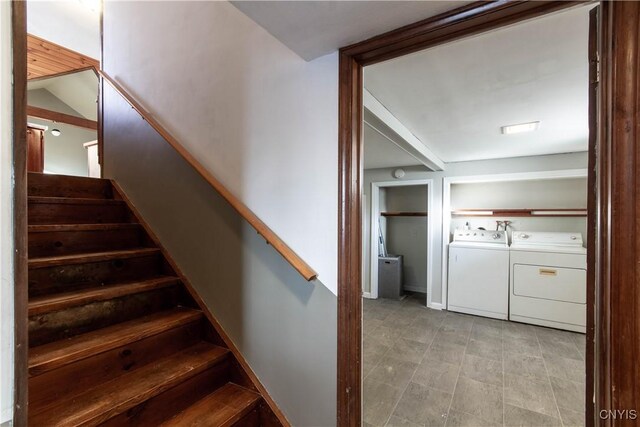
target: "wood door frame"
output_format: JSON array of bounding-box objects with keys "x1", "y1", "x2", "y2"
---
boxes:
[
  {"x1": 11, "y1": 1, "x2": 28, "y2": 425},
  {"x1": 338, "y1": 1, "x2": 640, "y2": 425}
]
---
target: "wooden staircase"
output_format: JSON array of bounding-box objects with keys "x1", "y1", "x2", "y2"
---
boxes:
[{"x1": 27, "y1": 172, "x2": 282, "y2": 426}]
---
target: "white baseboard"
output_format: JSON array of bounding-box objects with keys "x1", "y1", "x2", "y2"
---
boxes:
[
  {"x1": 362, "y1": 292, "x2": 374, "y2": 299},
  {"x1": 403, "y1": 285, "x2": 427, "y2": 293},
  {"x1": 428, "y1": 302, "x2": 443, "y2": 310}
]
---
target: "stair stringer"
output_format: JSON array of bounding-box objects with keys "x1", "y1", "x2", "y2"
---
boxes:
[{"x1": 110, "y1": 180, "x2": 289, "y2": 427}]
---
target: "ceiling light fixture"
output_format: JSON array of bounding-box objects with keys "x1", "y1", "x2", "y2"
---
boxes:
[
  {"x1": 51, "y1": 129, "x2": 61, "y2": 137},
  {"x1": 501, "y1": 121, "x2": 540, "y2": 135}
]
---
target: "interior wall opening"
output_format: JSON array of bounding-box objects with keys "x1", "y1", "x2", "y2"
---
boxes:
[
  {"x1": 360, "y1": 3, "x2": 594, "y2": 426},
  {"x1": 25, "y1": 1, "x2": 101, "y2": 177}
]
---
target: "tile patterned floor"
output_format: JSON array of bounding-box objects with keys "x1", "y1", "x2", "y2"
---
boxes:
[{"x1": 363, "y1": 294, "x2": 586, "y2": 427}]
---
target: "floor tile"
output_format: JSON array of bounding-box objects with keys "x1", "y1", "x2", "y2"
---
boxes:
[
  {"x1": 402, "y1": 325, "x2": 439, "y2": 344},
  {"x1": 557, "y1": 406, "x2": 585, "y2": 427},
  {"x1": 503, "y1": 322, "x2": 538, "y2": 340},
  {"x1": 386, "y1": 313, "x2": 417, "y2": 330},
  {"x1": 504, "y1": 404, "x2": 562, "y2": 427},
  {"x1": 366, "y1": 307, "x2": 395, "y2": 322},
  {"x1": 450, "y1": 376, "x2": 503, "y2": 425},
  {"x1": 471, "y1": 319, "x2": 503, "y2": 340},
  {"x1": 393, "y1": 382, "x2": 452, "y2": 426},
  {"x1": 445, "y1": 410, "x2": 501, "y2": 427},
  {"x1": 427, "y1": 340, "x2": 467, "y2": 366},
  {"x1": 503, "y1": 336, "x2": 542, "y2": 357},
  {"x1": 365, "y1": 318, "x2": 384, "y2": 335},
  {"x1": 503, "y1": 352, "x2": 548, "y2": 382},
  {"x1": 543, "y1": 353, "x2": 585, "y2": 383},
  {"x1": 368, "y1": 356, "x2": 419, "y2": 389},
  {"x1": 435, "y1": 328, "x2": 470, "y2": 346},
  {"x1": 469, "y1": 325, "x2": 502, "y2": 342},
  {"x1": 441, "y1": 313, "x2": 474, "y2": 332},
  {"x1": 371, "y1": 325, "x2": 403, "y2": 347},
  {"x1": 412, "y1": 315, "x2": 445, "y2": 330},
  {"x1": 386, "y1": 338, "x2": 430, "y2": 364},
  {"x1": 460, "y1": 353, "x2": 503, "y2": 387},
  {"x1": 549, "y1": 376, "x2": 585, "y2": 413},
  {"x1": 538, "y1": 338, "x2": 583, "y2": 361},
  {"x1": 386, "y1": 415, "x2": 424, "y2": 427},
  {"x1": 466, "y1": 337, "x2": 502, "y2": 362},
  {"x1": 364, "y1": 378, "x2": 405, "y2": 426},
  {"x1": 504, "y1": 374, "x2": 559, "y2": 418},
  {"x1": 412, "y1": 358, "x2": 461, "y2": 394}
]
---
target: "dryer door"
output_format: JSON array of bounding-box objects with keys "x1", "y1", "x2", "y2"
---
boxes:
[{"x1": 513, "y1": 264, "x2": 586, "y2": 304}]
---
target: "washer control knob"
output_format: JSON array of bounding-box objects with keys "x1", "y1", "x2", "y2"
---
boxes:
[
  {"x1": 570, "y1": 235, "x2": 577, "y2": 240},
  {"x1": 492, "y1": 233, "x2": 500, "y2": 239},
  {"x1": 520, "y1": 233, "x2": 530, "y2": 239}
]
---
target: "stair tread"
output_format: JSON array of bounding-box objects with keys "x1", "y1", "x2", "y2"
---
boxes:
[
  {"x1": 28, "y1": 196, "x2": 126, "y2": 205},
  {"x1": 29, "y1": 341, "x2": 229, "y2": 426},
  {"x1": 29, "y1": 247, "x2": 160, "y2": 268},
  {"x1": 29, "y1": 307, "x2": 203, "y2": 376},
  {"x1": 161, "y1": 383, "x2": 261, "y2": 427},
  {"x1": 28, "y1": 276, "x2": 181, "y2": 316},
  {"x1": 28, "y1": 223, "x2": 141, "y2": 232}
]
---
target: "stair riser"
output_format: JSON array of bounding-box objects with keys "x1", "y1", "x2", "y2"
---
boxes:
[
  {"x1": 29, "y1": 286, "x2": 186, "y2": 347},
  {"x1": 29, "y1": 227, "x2": 147, "y2": 258},
  {"x1": 28, "y1": 173, "x2": 113, "y2": 199},
  {"x1": 29, "y1": 320, "x2": 203, "y2": 409},
  {"x1": 29, "y1": 253, "x2": 164, "y2": 297},
  {"x1": 92, "y1": 360, "x2": 230, "y2": 427},
  {"x1": 29, "y1": 201, "x2": 130, "y2": 225},
  {"x1": 235, "y1": 408, "x2": 260, "y2": 427}
]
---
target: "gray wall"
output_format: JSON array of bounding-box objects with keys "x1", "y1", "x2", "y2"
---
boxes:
[
  {"x1": 364, "y1": 151, "x2": 588, "y2": 305},
  {"x1": 385, "y1": 186, "x2": 428, "y2": 293},
  {"x1": 103, "y1": 85, "x2": 337, "y2": 426},
  {"x1": 27, "y1": 88, "x2": 95, "y2": 176},
  {"x1": 450, "y1": 178, "x2": 588, "y2": 242}
]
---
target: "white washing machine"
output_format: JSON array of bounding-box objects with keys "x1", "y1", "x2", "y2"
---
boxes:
[
  {"x1": 448, "y1": 229, "x2": 509, "y2": 320},
  {"x1": 509, "y1": 231, "x2": 586, "y2": 333}
]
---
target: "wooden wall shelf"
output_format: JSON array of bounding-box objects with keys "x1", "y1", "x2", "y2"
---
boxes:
[
  {"x1": 381, "y1": 211, "x2": 428, "y2": 217},
  {"x1": 451, "y1": 209, "x2": 587, "y2": 217}
]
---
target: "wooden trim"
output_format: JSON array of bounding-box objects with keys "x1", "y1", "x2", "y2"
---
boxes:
[
  {"x1": 337, "y1": 2, "x2": 596, "y2": 425},
  {"x1": 26, "y1": 65, "x2": 97, "y2": 83},
  {"x1": 451, "y1": 208, "x2": 587, "y2": 217},
  {"x1": 97, "y1": 70, "x2": 317, "y2": 282},
  {"x1": 341, "y1": 1, "x2": 585, "y2": 66},
  {"x1": 110, "y1": 181, "x2": 291, "y2": 427},
  {"x1": 585, "y1": 6, "x2": 598, "y2": 425},
  {"x1": 596, "y1": 1, "x2": 640, "y2": 418},
  {"x1": 26, "y1": 105, "x2": 98, "y2": 130},
  {"x1": 98, "y1": 5, "x2": 104, "y2": 176},
  {"x1": 337, "y1": 52, "x2": 362, "y2": 427},
  {"x1": 27, "y1": 33, "x2": 99, "y2": 80},
  {"x1": 381, "y1": 211, "x2": 428, "y2": 217},
  {"x1": 12, "y1": 1, "x2": 29, "y2": 425}
]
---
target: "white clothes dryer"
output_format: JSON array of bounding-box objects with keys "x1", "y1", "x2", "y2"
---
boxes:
[{"x1": 509, "y1": 231, "x2": 586, "y2": 333}]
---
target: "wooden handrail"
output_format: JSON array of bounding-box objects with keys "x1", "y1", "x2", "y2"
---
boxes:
[{"x1": 97, "y1": 69, "x2": 318, "y2": 281}]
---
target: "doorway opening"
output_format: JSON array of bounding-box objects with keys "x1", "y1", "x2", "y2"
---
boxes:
[
  {"x1": 334, "y1": 1, "x2": 638, "y2": 425},
  {"x1": 25, "y1": 1, "x2": 101, "y2": 177}
]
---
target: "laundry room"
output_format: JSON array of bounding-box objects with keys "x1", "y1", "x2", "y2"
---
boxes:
[{"x1": 361, "y1": 3, "x2": 592, "y2": 426}]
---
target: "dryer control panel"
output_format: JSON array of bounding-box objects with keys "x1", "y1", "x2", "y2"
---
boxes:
[{"x1": 512, "y1": 231, "x2": 584, "y2": 248}]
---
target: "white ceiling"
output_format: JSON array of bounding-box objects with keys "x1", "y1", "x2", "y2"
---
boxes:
[
  {"x1": 231, "y1": 1, "x2": 470, "y2": 61},
  {"x1": 27, "y1": 0, "x2": 100, "y2": 59},
  {"x1": 28, "y1": 69, "x2": 98, "y2": 120},
  {"x1": 364, "y1": 5, "x2": 592, "y2": 164},
  {"x1": 364, "y1": 123, "x2": 422, "y2": 170}
]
